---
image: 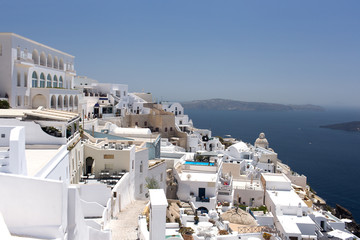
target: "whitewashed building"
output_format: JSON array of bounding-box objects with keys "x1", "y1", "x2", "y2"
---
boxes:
[{"x1": 0, "y1": 33, "x2": 81, "y2": 111}]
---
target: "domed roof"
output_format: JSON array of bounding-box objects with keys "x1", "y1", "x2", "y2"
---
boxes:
[
  {"x1": 230, "y1": 141, "x2": 249, "y2": 152},
  {"x1": 255, "y1": 132, "x2": 269, "y2": 148}
]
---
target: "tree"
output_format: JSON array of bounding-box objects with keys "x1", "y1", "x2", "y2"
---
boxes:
[
  {"x1": 0, "y1": 100, "x2": 10, "y2": 109},
  {"x1": 145, "y1": 177, "x2": 160, "y2": 189}
]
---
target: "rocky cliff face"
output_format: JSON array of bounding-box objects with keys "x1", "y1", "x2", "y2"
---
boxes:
[
  {"x1": 182, "y1": 99, "x2": 324, "y2": 112},
  {"x1": 335, "y1": 204, "x2": 360, "y2": 237},
  {"x1": 320, "y1": 121, "x2": 360, "y2": 132}
]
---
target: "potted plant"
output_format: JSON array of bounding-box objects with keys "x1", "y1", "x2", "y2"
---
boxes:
[
  {"x1": 179, "y1": 227, "x2": 194, "y2": 240},
  {"x1": 263, "y1": 232, "x2": 272, "y2": 240},
  {"x1": 194, "y1": 212, "x2": 199, "y2": 225}
]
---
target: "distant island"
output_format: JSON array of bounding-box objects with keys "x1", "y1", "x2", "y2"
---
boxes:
[
  {"x1": 181, "y1": 98, "x2": 325, "y2": 112},
  {"x1": 320, "y1": 121, "x2": 360, "y2": 132}
]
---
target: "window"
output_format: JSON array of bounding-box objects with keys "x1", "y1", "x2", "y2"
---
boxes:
[
  {"x1": 46, "y1": 74, "x2": 51, "y2": 87},
  {"x1": 140, "y1": 161, "x2": 143, "y2": 173},
  {"x1": 104, "y1": 154, "x2": 114, "y2": 159},
  {"x1": 165, "y1": 127, "x2": 168, "y2": 132},
  {"x1": 132, "y1": 160, "x2": 134, "y2": 170},
  {"x1": 32, "y1": 71, "x2": 38, "y2": 87},
  {"x1": 170, "y1": 127, "x2": 173, "y2": 131},
  {"x1": 53, "y1": 75, "x2": 58, "y2": 87},
  {"x1": 1, "y1": 134, "x2": 5, "y2": 138},
  {"x1": 105, "y1": 164, "x2": 113, "y2": 170},
  {"x1": 179, "y1": 120, "x2": 182, "y2": 125},
  {"x1": 144, "y1": 121, "x2": 147, "y2": 126},
  {"x1": 17, "y1": 96, "x2": 21, "y2": 106},
  {"x1": 59, "y1": 76, "x2": 63, "y2": 88},
  {"x1": 0, "y1": 43, "x2": 2, "y2": 56},
  {"x1": 39, "y1": 73, "x2": 45, "y2": 88},
  {"x1": 135, "y1": 122, "x2": 138, "y2": 126},
  {"x1": 17, "y1": 71, "x2": 21, "y2": 86},
  {"x1": 140, "y1": 184, "x2": 143, "y2": 194},
  {"x1": 24, "y1": 72, "x2": 27, "y2": 87},
  {"x1": 160, "y1": 173, "x2": 163, "y2": 182},
  {"x1": 17, "y1": 46, "x2": 20, "y2": 60}
]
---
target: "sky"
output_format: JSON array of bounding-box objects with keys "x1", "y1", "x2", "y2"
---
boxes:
[{"x1": 1, "y1": 0, "x2": 360, "y2": 107}]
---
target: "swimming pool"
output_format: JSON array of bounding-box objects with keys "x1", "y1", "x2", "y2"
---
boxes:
[{"x1": 184, "y1": 161, "x2": 214, "y2": 166}]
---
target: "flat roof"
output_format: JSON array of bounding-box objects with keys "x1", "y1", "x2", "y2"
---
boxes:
[
  {"x1": 84, "y1": 130, "x2": 133, "y2": 141},
  {"x1": 0, "y1": 108, "x2": 79, "y2": 122},
  {"x1": 25, "y1": 148, "x2": 61, "y2": 176},
  {"x1": 179, "y1": 171, "x2": 217, "y2": 182},
  {"x1": 262, "y1": 173, "x2": 290, "y2": 183},
  {"x1": 267, "y1": 190, "x2": 307, "y2": 208},
  {"x1": 0, "y1": 32, "x2": 74, "y2": 58},
  {"x1": 277, "y1": 215, "x2": 315, "y2": 235},
  {"x1": 149, "y1": 189, "x2": 168, "y2": 206},
  {"x1": 233, "y1": 180, "x2": 263, "y2": 191}
]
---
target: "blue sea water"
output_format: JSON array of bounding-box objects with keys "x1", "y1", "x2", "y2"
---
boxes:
[{"x1": 186, "y1": 108, "x2": 360, "y2": 222}]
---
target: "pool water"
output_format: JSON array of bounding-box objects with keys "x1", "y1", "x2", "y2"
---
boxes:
[{"x1": 185, "y1": 161, "x2": 214, "y2": 166}]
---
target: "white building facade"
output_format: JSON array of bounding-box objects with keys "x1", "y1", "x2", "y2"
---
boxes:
[{"x1": 0, "y1": 33, "x2": 81, "y2": 111}]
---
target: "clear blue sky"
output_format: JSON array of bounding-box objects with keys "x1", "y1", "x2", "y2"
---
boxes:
[{"x1": 1, "y1": 0, "x2": 360, "y2": 107}]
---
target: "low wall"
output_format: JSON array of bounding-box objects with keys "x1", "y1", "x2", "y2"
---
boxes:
[
  {"x1": 81, "y1": 199, "x2": 105, "y2": 218},
  {"x1": 112, "y1": 173, "x2": 135, "y2": 214},
  {"x1": 0, "y1": 173, "x2": 66, "y2": 239}
]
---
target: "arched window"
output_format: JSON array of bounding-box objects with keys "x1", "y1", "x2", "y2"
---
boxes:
[
  {"x1": 40, "y1": 73, "x2": 45, "y2": 88},
  {"x1": 59, "y1": 58, "x2": 64, "y2": 70},
  {"x1": 144, "y1": 121, "x2": 147, "y2": 127},
  {"x1": 165, "y1": 127, "x2": 168, "y2": 132},
  {"x1": 47, "y1": 74, "x2": 52, "y2": 88},
  {"x1": 54, "y1": 56, "x2": 58, "y2": 69},
  {"x1": 170, "y1": 127, "x2": 173, "y2": 131},
  {"x1": 69, "y1": 95, "x2": 73, "y2": 107},
  {"x1": 53, "y1": 75, "x2": 58, "y2": 87},
  {"x1": 59, "y1": 76, "x2": 63, "y2": 88},
  {"x1": 74, "y1": 96, "x2": 78, "y2": 107},
  {"x1": 40, "y1": 52, "x2": 46, "y2": 66},
  {"x1": 47, "y1": 54, "x2": 53, "y2": 67},
  {"x1": 32, "y1": 49, "x2": 39, "y2": 64},
  {"x1": 32, "y1": 71, "x2": 38, "y2": 87},
  {"x1": 57, "y1": 95, "x2": 63, "y2": 108}
]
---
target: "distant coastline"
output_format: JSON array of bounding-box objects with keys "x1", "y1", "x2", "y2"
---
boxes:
[
  {"x1": 182, "y1": 98, "x2": 325, "y2": 112},
  {"x1": 320, "y1": 121, "x2": 360, "y2": 132}
]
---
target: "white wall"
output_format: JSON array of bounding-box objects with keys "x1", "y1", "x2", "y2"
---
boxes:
[
  {"x1": 35, "y1": 145, "x2": 70, "y2": 184},
  {"x1": 0, "y1": 119, "x2": 67, "y2": 145},
  {"x1": 147, "y1": 161, "x2": 167, "y2": 190},
  {"x1": 77, "y1": 183, "x2": 111, "y2": 207},
  {"x1": 135, "y1": 148, "x2": 148, "y2": 199},
  {"x1": 0, "y1": 173, "x2": 67, "y2": 239},
  {"x1": 112, "y1": 172, "x2": 135, "y2": 214}
]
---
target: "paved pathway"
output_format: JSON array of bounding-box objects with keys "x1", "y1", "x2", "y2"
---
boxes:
[{"x1": 109, "y1": 200, "x2": 148, "y2": 240}]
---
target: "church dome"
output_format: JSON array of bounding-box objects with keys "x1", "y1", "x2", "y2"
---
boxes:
[{"x1": 255, "y1": 132, "x2": 269, "y2": 149}]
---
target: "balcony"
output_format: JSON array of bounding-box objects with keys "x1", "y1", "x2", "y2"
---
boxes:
[{"x1": 189, "y1": 196, "x2": 217, "y2": 210}]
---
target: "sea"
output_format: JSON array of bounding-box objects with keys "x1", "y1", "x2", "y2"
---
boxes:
[{"x1": 186, "y1": 108, "x2": 360, "y2": 222}]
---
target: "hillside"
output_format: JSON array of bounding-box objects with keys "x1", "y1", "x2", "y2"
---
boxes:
[
  {"x1": 320, "y1": 121, "x2": 360, "y2": 132},
  {"x1": 181, "y1": 99, "x2": 324, "y2": 112}
]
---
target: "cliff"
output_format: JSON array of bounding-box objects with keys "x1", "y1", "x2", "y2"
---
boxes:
[
  {"x1": 320, "y1": 121, "x2": 360, "y2": 132},
  {"x1": 181, "y1": 99, "x2": 324, "y2": 112}
]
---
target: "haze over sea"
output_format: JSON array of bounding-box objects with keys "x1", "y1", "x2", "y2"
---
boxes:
[{"x1": 186, "y1": 108, "x2": 360, "y2": 222}]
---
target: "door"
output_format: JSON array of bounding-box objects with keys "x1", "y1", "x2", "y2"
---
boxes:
[{"x1": 198, "y1": 188, "x2": 206, "y2": 199}]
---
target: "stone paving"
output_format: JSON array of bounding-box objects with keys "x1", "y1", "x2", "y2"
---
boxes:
[{"x1": 109, "y1": 200, "x2": 148, "y2": 240}]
